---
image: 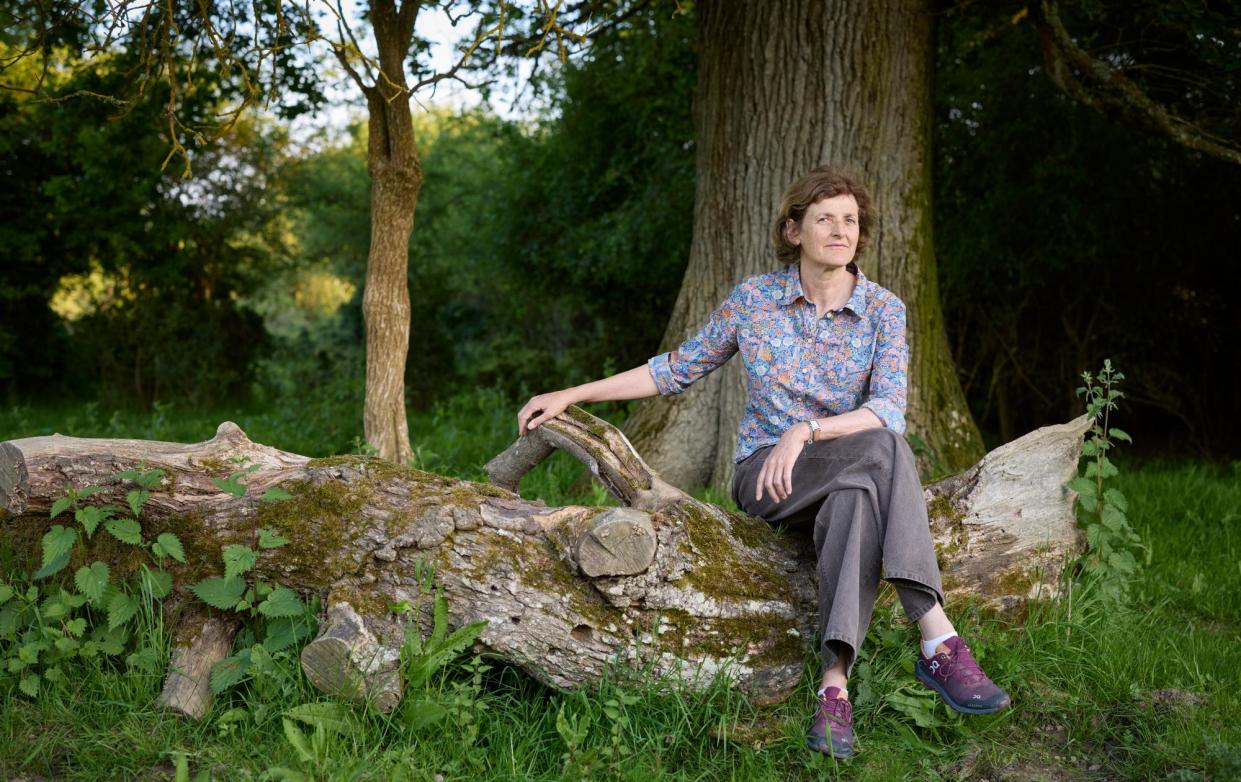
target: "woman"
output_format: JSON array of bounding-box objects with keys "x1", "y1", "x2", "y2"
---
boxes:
[{"x1": 516, "y1": 166, "x2": 1009, "y2": 760}]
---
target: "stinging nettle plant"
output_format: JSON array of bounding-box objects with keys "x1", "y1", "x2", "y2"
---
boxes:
[
  {"x1": 1067, "y1": 359, "x2": 1143, "y2": 603},
  {"x1": 188, "y1": 455, "x2": 317, "y2": 695},
  {"x1": 1, "y1": 466, "x2": 183, "y2": 697}
]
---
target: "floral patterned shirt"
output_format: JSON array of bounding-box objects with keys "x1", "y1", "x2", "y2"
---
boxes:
[{"x1": 647, "y1": 264, "x2": 908, "y2": 463}]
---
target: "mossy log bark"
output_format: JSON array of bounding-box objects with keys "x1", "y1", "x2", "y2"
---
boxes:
[{"x1": 0, "y1": 410, "x2": 1088, "y2": 717}]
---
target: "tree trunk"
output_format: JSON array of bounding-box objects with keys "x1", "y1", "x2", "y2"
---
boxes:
[
  {"x1": 362, "y1": 0, "x2": 422, "y2": 466},
  {"x1": 624, "y1": 0, "x2": 984, "y2": 492},
  {"x1": 0, "y1": 411, "x2": 1085, "y2": 715}
]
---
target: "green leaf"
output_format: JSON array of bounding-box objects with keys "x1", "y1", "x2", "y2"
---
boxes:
[
  {"x1": 75, "y1": 505, "x2": 110, "y2": 537},
  {"x1": 222, "y1": 545, "x2": 258, "y2": 580},
  {"x1": 258, "y1": 527, "x2": 290, "y2": 549},
  {"x1": 191, "y1": 577, "x2": 246, "y2": 611},
  {"x1": 55, "y1": 636, "x2": 81, "y2": 653},
  {"x1": 262, "y1": 616, "x2": 313, "y2": 652},
  {"x1": 104, "y1": 517, "x2": 143, "y2": 546},
  {"x1": 257, "y1": 587, "x2": 303, "y2": 618},
  {"x1": 41, "y1": 525, "x2": 77, "y2": 574},
  {"x1": 18, "y1": 673, "x2": 40, "y2": 697},
  {"x1": 1103, "y1": 488, "x2": 1128, "y2": 512},
  {"x1": 281, "y1": 718, "x2": 315, "y2": 765},
  {"x1": 117, "y1": 469, "x2": 141, "y2": 481},
  {"x1": 402, "y1": 699, "x2": 450, "y2": 732},
  {"x1": 141, "y1": 567, "x2": 173, "y2": 600},
  {"x1": 74, "y1": 562, "x2": 110, "y2": 604},
  {"x1": 50, "y1": 496, "x2": 73, "y2": 519},
  {"x1": 137, "y1": 469, "x2": 164, "y2": 490},
  {"x1": 285, "y1": 702, "x2": 351, "y2": 734},
  {"x1": 127, "y1": 489, "x2": 149, "y2": 518},
  {"x1": 211, "y1": 649, "x2": 252, "y2": 693},
  {"x1": 1108, "y1": 550, "x2": 1137, "y2": 575},
  {"x1": 212, "y1": 476, "x2": 247, "y2": 498},
  {"x1": 95, "y1": 625, "x2": 129, "y2": 656},
  {"x1": 885, "y1": 690, "x2": 942, "y2": 728},
  {"x1": 64, "y1": 617, "x2": 86, "y2": 637},
  {"x1": 107, "y1": 592, "x2": 138, "y2": 630},
  {"x1": 260, "y1": 487, "x2": 293, "y2": 503},
  {"x1": 127, "y1": 646, "x2": 161, "y2": 673},
  {"x1": 1098, "y1": 456, "x2": 1119, "y2": 479},
  {"x1": 1086, "y1": 524, "x2": 1104, "y2": 549},
  {"x1": 1066, "y1": 477, "x2": 1095, "y2": 498},
  {"x1": 1101, "y1": 505, "x2": 1128, "y2": 533},
  {"x1": 1080, "y1": 440, "x2": 1100, "y2": 457},
  {"x1": 1110, "y1": 428, "x2": 1132, "y2": 443},
  {"x1": 0, "y1": 585, "x2": 12, "y2": 605},
  {"x1": 155, "y1": 532, "x2": 186, "y2": 563}
]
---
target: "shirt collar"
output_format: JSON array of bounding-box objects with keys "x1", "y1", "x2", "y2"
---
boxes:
[{"x1": 781, "y1": 263, "x2": 870, "y2": 316}]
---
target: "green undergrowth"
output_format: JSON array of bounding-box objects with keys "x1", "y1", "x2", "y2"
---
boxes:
[{"x1": 1, "y1": 398, "x2": 1239, "y2": 780}]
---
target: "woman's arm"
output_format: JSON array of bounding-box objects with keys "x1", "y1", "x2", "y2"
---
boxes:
[
  {"x1": 754, "y1": 409, "x2": 885, "y2": 502},
  {"x1": 517, "y1": 364, "x2": 658, "y2": 436}
]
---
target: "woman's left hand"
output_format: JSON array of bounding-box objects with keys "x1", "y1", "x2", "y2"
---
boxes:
[{"x1": 756, "y1": 422, "x2": 809, "y2": 503}]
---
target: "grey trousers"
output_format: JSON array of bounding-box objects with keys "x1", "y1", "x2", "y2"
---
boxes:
[{"x1": 730, "y1": 427, "x2": 945, "y2": 676}]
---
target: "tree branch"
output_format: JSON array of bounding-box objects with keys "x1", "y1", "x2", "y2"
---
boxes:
[{"x1": 1031, "y1": 0, "x2": 1241, "y2": 166}]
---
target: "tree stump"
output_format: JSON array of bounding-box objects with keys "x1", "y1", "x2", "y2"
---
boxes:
[{"x1": 0, "y1": 409, "x2": 1089, "y2": 716}]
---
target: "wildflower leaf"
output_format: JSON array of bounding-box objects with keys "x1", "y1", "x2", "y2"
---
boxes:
[
  {"x1": 260, "y1": 487, "x2": 293, "y2": 503},
  {"x1": 107, "y1": 592, "x2": 138, "y2": 630},
  {"x1": 222, "y1": 545, "x2": 258, "y2": 580},
  {"x1": 257, "y1": 587, "x2": 303, "y2": 618},
  {"x1": 156, "y1": 533, "x2": 186, "y2": 563},
  {"x1": 41, "y1": 525, "x2": 77, "y2": 575},
  {"x1": 50, "y1": 497, "x2": 73, "y2": 519},
  {"x1": 257, "y1": 527, "x2": 290, "y2": 549},
  {"x1": 191, "y1": 577, "x2": 246, "y2": 611},
  {"x1": 74, "y1": 562, "x2": 110, "y2": 604},
  {"x1": 104, "y1": 517, "x2": 143, "y2": 546}
]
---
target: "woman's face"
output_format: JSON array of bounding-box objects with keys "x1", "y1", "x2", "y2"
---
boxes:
[{"x1": 787, "y1": 194, "x2": 860, "y2": 270}]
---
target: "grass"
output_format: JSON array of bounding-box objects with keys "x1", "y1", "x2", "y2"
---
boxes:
[{"x1": 1, "y1": 394, "x2": 1239, "y2": 780}]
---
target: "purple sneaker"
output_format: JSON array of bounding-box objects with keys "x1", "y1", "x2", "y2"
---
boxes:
[
  {"x1": 806, "y1": 686, "x2": 854, "y2": 759},
  {"x1": 916, "y1": 636, "x2": 1011, "y2": 715}
]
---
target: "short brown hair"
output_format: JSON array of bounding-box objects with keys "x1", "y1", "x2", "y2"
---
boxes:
[{"x1": 771, "y1": 166, "x2": 876, "y2": 265}]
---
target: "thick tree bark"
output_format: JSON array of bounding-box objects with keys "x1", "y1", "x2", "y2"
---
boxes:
[
  {"x1": 624, "y1": 0, "x2": 984, "y2": 492},
  {"x1": 0, "y1": 411, "x2": 1084, "y2": 715},
  {"x1": 360, "y1": 0, "x2": 422, "y2": 466}
]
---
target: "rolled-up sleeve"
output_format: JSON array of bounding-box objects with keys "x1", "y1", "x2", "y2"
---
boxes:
[
  {"x1": 648, "y1": 285, "x2": 742, "y2": 396},
  {"x1": 860, "y1": 299, "x2": 908, "y2": 433}
]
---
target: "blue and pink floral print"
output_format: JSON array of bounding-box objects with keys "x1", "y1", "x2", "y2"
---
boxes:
[{"x1": 647, "y1": 264, "x2": 908, "y2": 463}]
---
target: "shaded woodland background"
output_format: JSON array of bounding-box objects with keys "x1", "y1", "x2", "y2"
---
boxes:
[{"x1": 2, "y1": 0, "x2": 1238, "y2": 461}]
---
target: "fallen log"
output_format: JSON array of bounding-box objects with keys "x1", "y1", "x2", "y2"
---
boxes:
[{"x1": 0, "y1": 409, "x2": 1089, "y2": 716}]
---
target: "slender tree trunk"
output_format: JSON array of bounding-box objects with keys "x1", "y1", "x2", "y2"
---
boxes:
[
  {"x1": 362, "y1": 0, "x2": 422, "y2": 465},
  {"x1": 624, "y1": 0, "x2": 984, "y2": 491}
]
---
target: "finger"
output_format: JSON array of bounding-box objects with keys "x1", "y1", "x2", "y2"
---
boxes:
[
  {"x1": 518, "y1": 407, "x2": 537, "y2": 436},
  {"x1": 765, "y1": 470, "x2": 780, "y2": 504},
  {"x1": 756, "y1": 461, "x2": 770, "y2": 501},
  {"x1": 783, "y1": 455, "x2": 795, "y2": 498}
]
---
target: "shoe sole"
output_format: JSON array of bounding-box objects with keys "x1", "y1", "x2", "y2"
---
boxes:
[
  {"x1": 915, "y1": 666, "x2": 1011, "y2": 715},
  {"x1": 806, "y1": 735, "x2": 854, "y2": 760}
]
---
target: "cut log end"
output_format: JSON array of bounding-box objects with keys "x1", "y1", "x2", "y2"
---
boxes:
[
  {"x1": 300, "y1": 602, "x2": 402, "y2": 713},
  {"x1": 576, "y1": 507, "x2": 657, "y2": 577}
]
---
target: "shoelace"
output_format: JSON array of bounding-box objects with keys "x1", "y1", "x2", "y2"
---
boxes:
[
  {"x1": 819, "y1": 694, "x2": 852, "y2": 728},
  {"x1": 934, "y1": 642, "x2": 988, "y2": 687}
]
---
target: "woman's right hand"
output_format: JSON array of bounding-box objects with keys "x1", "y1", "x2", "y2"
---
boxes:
[{"x1": 517, "y1": 389, "x2": 578, "y2": 436}]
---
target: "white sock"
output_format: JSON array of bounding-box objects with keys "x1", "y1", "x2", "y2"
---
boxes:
[{"x1": 921, "y1": 631, "x2": 957, "y2": 659}]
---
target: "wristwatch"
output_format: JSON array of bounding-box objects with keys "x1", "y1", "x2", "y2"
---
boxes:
[{"x1": 804, "y1": 418, "x2": 820, "y2": 445}]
